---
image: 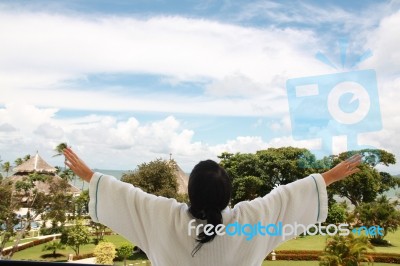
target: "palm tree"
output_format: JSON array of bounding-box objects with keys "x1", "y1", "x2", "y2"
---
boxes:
[
  {"x1": 14, "y1": 158, "x2": 23, "y2": 166},
  {"x1": 23, "y1": 154, "x2": 31, "y2": 162},
  {"x1": 59, "y1": 168, "x2": 75, "y2": 182},
  {"x1": 320, "y1": 233, "x2": 374, "y2": 266},
  {"x1": 2, "y1": 161, "x2": 11, "y2": 178},
  {"x1": 53, "y1": 143, "x2": 68, "y2": 157},
  {"x1": 42, "y1": 240, "x2": 66, "y2": 257}
]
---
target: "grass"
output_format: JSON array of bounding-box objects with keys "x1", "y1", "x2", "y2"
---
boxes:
[
  {"x1": 372, "y1": 229, "x2": 400, "y2": 254},
  {"x1": 275, "y1": 229, "x2": 400, "y2": 254},
  {"x1": 9, "y1": 230, "x2": 400, "y2": 264},
  {"x1": 11, "y1": 235, "x2": 131, "y2": 262}
]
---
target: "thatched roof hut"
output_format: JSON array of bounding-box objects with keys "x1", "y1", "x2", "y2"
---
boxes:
[
  {"x1": 10, "y1": 153, "x2": 80, "y2": 195},
  {"x1": 13, "y1": 153, "x2": 57, "y2": 175}
]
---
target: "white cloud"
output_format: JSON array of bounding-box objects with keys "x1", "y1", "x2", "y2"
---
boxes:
[
  {"x1": 0, "y1": 8, "x2": 331, "y2": 118},
  {"x1": 34, "y1": 123, "x2": 64, "y2": 139},
  {"x1": 0, "y1": 123, "x2": 16, "y2": 132},
  {"x1": 210, "y1": 136, "x2": 268, "y2": 155},
  {"x1": 0, "y1": 103, "x2": 58, "y2": 134},
  {"x1": 362, "y1": 10, "x2": 400, "y2": 77},
  {"x1": 0, "y1": 4, "x2": 399, "y2": 174}
]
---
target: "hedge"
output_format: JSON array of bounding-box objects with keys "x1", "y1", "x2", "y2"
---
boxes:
[
  {"x1": 1, "y1": 235, "x2": 60, "y2": 256},
  {"x1": 265, "y1": 250, "x2": 400, "y2": 264}
]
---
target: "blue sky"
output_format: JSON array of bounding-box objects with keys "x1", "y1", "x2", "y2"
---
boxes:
[{"x1": 0, "y1": 0, "x2": 399, "y2": 173}]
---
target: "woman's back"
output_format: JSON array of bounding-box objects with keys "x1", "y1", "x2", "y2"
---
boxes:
[{"x1": 88, "y1": 172, "x2": 327, "y2": 266}]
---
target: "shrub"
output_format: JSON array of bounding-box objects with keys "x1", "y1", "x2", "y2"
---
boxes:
[
  {"x1": 319, "y1": 234, "x2": 374, "y2": 266},
  {"x1": 370, "y1": 237, "x2": 390, "y2": 246},
  {"x1": 326, "y1": 203, "x2": 347, "y2": 225},
  {"x1": 94, "y1": 241, "x2": 116, "y2": 265}
]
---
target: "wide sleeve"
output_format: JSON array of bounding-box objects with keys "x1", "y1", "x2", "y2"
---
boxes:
[
  {"x1": 234, "y1": 174, "x2": 328, "y2": 247},
  {"x1": 88, "y1": 172, "x2": 181, "y2": 253}
]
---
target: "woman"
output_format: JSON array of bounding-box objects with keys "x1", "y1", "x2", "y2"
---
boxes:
[{"x1": 63, "y1": 148, "x2": 361, "y2": 266}]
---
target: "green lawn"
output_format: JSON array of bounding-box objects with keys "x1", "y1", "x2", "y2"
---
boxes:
[
  {"x1": 11, "y1": 235, "x2": 131, "y2": 262},
  {"x1": 9, "y1": 230, "x2": 400, "y2": 264},
  {"x1": 275, "y1": 229, "x2": 400, "y2": 254}
]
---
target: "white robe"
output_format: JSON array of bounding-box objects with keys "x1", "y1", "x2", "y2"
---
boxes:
[{"x1": 88, "y1": 172, "x2": 328, "y2": 266}]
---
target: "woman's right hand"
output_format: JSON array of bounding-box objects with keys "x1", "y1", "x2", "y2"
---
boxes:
[{"x1": 63, "y1": 148, "x2": 94, "y2": 182}]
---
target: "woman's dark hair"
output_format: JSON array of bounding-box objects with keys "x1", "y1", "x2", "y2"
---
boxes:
[{"x1": 188, "y1": 160, "x2": 232, "y2": 256}]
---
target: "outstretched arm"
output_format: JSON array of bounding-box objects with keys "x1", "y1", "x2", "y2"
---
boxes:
[
  {"x1": 63, "y1": 148, "x2": 94, "y2": 182},
  {"x1": 321, "y1": 154, "x2": 362, "y2": 186}
]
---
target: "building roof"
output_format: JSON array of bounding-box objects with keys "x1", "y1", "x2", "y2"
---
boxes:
[
  {"x1": 13, "y1": 153, "x2": 57, "y2": 174},
  {"x1": 10, "y1": 152, "x2": 80, "y2": 195}
]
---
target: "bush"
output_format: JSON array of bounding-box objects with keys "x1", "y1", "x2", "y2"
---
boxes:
[
  {"x1": 370, "y1": 237, "x2": 390, "y2": 246},
  {"x1": 116, "y1": 243, "x2": 134, "y2": 262},
  {"x1": 326, "y1": 203, "x2": 347, "y2": 224},
  {"x1": 40, "y1": 226, "x2": 64, "y2": 235},
  {"x1": 94, "y1": 241, "x2": 116, "y2": 265},
  {"x1": 319, "y1": 234, "x2": 374, "y2": 266},
  {"x1": 368, "y1": 252, "x2": 400, "y2": 264},
  {"x1": 264, "y1": 250, "x2": 400, "y2": 264}
]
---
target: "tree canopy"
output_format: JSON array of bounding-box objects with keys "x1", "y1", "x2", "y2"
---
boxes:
[
  {"x1": 354, "y1": 195, "x2": 400, "y2": 243},
  {"x1": 219, "y1": 147, "x2": 398, "y2": 206},
  {"x1": 219, "y1": 147, "x2": 317, "y2": 204},
  {"x1": 329, "y1": 149, "x2": 398, "y2": 206},
  {"x1": 121, "y1": 158, "x2": 179, "y2": 199},
  {"x1": 60, "y1": 219, "x2": 90, "y2": 255}
]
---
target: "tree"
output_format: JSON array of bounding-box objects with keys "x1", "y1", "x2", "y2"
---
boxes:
[
  {"x1": 231, "y1": 176, "x2": 263, "y2": 205},
  {"x1": 14, "y1": 155, "x2": 30, "y2": 167},
  {"x1": 329, "y1": 149, "x2": 398, "y2": 206},
  {"x1": 14, "y1": 158, "x2": 23, "y2": 166},
  {"x1": 53, "y1": 143, "x2": 68, "y2": 157},
  {"x1": 116, "y1": 243, "x2": 134, "y2": 266},
  {"x1": 0, "y1": 181, "x2": 20, "y2": 258},
  {"x1": 2, "y1": 162, "x2": 11, "y2": 178},
  {"x1": 41, "y1": 178, "x2": 75, "y2": 225},
  {"x1": 94, "y1": 241, "x2": 116, "y2": 265},
  {"x1": 7, "y1": 173, "x2": 74, "y2": 258},
  {"x1": 74, "y1": 189, "x2": 89, "y2": 218},
  {"x1": 354, "y1": 195, "x2": 400, "y2": 245},
  {"x1": 90, "y1": 221, "x2": 108, "y2": 245},
  {"x1": 60, "y1": 220, "x2": 90, "y2": 255},
  {"x1": 319, "y1": 233, "x2": 374, "y2": 266},
  {"x1": 23, "y1": 154, "x2": 31, "y2": 162},
  {"x1": 59, "y1": 168, "x2": 76, "y2": 182},
  {"x1": 121, "y1": 158, "x2": 178, "y2": 198},
  {"x1": 218, "y1": 147, "x2": 317, "y2": 204},
  {"x1": 326, "y1": 202, "x2": 347, "y2": 225},
  {"x1": 42, "y1": 239, "x2": 66, "y2": 257}
]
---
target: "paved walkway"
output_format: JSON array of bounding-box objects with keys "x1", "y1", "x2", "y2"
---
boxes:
[{"x1": 68, "y1": 257, "x2": 96, "y2": 264}]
